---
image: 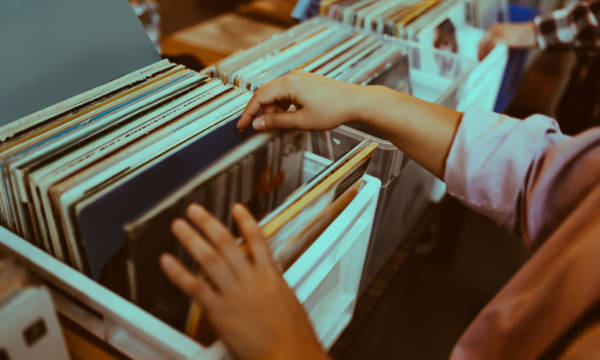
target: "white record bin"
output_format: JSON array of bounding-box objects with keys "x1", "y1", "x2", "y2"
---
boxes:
[
  {"x1": 207, "y1": 16, "x2": 507, "y2": 292},
  {"x1": 0, "y1": 152, "x2": 381, "y2": 359},
  {"x1": 328, "y1": 35, "x2": 507, "y2": 291}
]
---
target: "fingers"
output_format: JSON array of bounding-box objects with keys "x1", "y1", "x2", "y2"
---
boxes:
[
  {"x1": 231, "y1": 203, "x2": 272, "y2": 267},
  {"x1": 252, "y1": 111, "x2": 304, "y2": 131},
  {"x1": 238, "y1": 78, "x2": 292, "y2": 130},
  {"x1": 262, "y1": 103, "x2": 287, "y2": 115},
  {"x1": 186, "y1": 204, "x2": 250, "y2": 274},
  {"x1": 160, "y1": 254, "x2": 217, "y2": 306},
  {"x1": 171, "y1": 219, "x2": 237, "y2": 291},
  {"x1": 478, "y1": 37, "x2": 494, "y2": 61}
]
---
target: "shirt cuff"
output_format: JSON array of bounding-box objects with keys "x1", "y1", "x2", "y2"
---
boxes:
[
  {"x1": 444, "y1": 107, "x2": 517, "y2": 207},
  {"x1": 444, "y1": 108, "x2": 548, "y2": 232}
]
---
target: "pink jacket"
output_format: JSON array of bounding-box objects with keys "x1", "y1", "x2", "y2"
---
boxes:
[{"x1": 446, "y1": 108, "x2": 600, "y2": 359}]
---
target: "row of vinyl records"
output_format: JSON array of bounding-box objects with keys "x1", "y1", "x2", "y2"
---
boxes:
[
  {"x1": 320, "y1": 0, "x2": 503, "y2": 35},
  {"x1": 208, "y1": 17, "x2": 415, "y2": 96},
  {"x1": 206, "y1": 16, "x2": 473, "y2": 95},
  {"x1": 317, "y1": 0, "x2": 491, "y2": 72},
  {"x1": 0, "y1": 58, "x2": 377, "y2": 343}
]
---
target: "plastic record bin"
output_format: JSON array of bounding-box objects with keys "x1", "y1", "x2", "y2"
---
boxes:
[
  {"x1": 328, "y1": 36, "x2": 507, "y2": 292},
  {"x1": 208, "y1": 16, "x2": 508, "y2": 294},
  {"x1": 0, "y1": 152, "x2": 380, "y2": 360}
]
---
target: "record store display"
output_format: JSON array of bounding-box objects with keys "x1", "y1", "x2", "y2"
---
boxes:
[
  {"x1": 320, "y1": 0, "x2": 507, "y2": 37},
  {"x1": 209, "y1": 17, "x2": 412, "y2": 93},
  {"x1": 124, "y1": 137, "x2": 376, "y2": 343},
  {"x1": 321, "y1": 0, "x2": 462, "y2": 36},
  {"x1": 206, "y1": 13, "x2": 510, "y2": 301},
  {"x1": 0, "y1": 0, "x2": 510, "y2": 356},
  {"x1": 321, "y1": 0, "x2": 445, "y2": 36},
  {"x1": 0, "y1": 51, "x2": 377, "y2": 339},
  {"x1": 319, "y1": 0, "x2": 498, "y2": 72},
  {"x1": 0, "y1": 60, "x2": 251, "y2": 277}
]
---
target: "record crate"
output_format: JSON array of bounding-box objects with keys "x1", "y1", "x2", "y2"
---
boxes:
[
  {"x1": 326, "y1": 37, "x2": 507, "y2": 291},
  {"x1": 0, "y1": 152, "x2": 381, "y2": 359},
  {"x1": 207, "y1": 16, "x2": 507, "y2": 291}
]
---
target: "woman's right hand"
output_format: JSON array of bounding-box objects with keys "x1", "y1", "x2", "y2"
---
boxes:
[
  {"x1": 237, "y1": 71, "x2": 369, "y2": 132},
  {"x1": 238, "y1": 70, "x2": 462, "y2": 180}
]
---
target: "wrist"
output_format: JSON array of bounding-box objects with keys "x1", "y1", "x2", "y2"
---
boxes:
[
  {"x1": 354, "y1": 84, "x2": 413, "y2": 133},
  {"x1": 351, "y1": 84, "x2": 401, "y2": 126}
]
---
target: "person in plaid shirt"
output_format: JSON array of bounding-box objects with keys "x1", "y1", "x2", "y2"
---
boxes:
[{"x1": 479, "y1": 0, "x2": 600, "y2": 135}]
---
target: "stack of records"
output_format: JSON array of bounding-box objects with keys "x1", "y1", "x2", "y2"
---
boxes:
[
  {"x1": 0, "y1": 56, "x2": 378, "y2": 341},
  {"x1": 208, "y1": 17, "x2": 412, "y2": 93},
  {"x1": 320, "y1": 1, "x2": 490, "y2": 63},
  {"x1": 321, "y1": 0, "x2": 447, "y2": 36},
  {"x1": 0, "y1": 59, "x2": 256, "y2": 279},
  {"x1": 124, "y1": 135, "x2": 376, "y2": 343}
]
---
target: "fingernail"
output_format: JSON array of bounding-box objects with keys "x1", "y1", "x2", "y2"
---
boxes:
[
  {"x1": 172, "y1": 219, "x2": 186, "y2": 232},
  {"x1": 160, "y1": 254, "x2": 174, "y2": 268},
  {"x1": 252, "y1": 117, "x2": 265, "y2": 130},
  {"x1": 188, "y1": 203, "x2": 205, "y2": 216},
  {"x1": 232, "y1": 203, "x2": 244, "y2": 212}
]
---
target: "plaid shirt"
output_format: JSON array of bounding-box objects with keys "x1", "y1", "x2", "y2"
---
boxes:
[{"x1": 534, "y1": 0, "x2": 600, "y2": 50}]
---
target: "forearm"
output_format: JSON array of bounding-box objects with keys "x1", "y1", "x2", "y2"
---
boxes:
[{"x1": 352, "y1": 85, "x2": 462, "y2": 179}]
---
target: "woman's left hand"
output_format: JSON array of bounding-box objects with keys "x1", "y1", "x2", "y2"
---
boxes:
[{"x1": 160, "y1": 203, "x2": 328, "y2": 360}]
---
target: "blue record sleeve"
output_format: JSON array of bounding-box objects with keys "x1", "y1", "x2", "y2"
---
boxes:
[{"x1": 75, "y1": 117, "x2": 255, "y2": 279}]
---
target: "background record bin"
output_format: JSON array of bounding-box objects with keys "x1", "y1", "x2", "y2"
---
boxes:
[{"x1": 0, "y1": 153, "x2": 380, "y2": 359}]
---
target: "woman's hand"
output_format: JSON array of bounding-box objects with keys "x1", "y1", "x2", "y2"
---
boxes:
[
  {"x1": 237, "y1": 71, "x2": 369, "y2": 131},
  {"x1": 238, "y1": 70, "x2": 462, "y2": 180},
  {"x1": 160, "y1": 203, "x2": 328, "y2": 360},
  {"x1": 478, "y1": 22, "x2": 537, "y2": 60}
]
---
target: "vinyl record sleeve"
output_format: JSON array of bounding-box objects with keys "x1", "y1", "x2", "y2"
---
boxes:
[
  {"x1": 5, "y1": 70, "x2": 200, "y2": 257},
  {"x1": 123, "y1": 132, "x2": 306, "y2": 331},
  {"x1": 0, "y1": 66, "x2": 189, "y2": 236},
  {"x1": 51, "y1": 87, "x2": 243, "y2": 272},
  {"x1": 215, "y1": 19, "x2": 331, "y2": 81},
  {"x1": 185, "y1": 140, "x2": 376, "y2": 342},
  {"x1": 33, "y1": 78, "x2": 222, "y2": 261},
  {"x1": 299, "y1": 32, "x2": 364, "y2": 73},
  {"x1": 22, "y1": 72, "x2": 206, "y2": 246},
  {"x1": 73, "y1": 105, "x2": 254, "y2": 279},
  {"x1": 0, "y1": 65, "x2": 179, "y2": 230},
  {"x1": 0, "y1": 60, "x2": 174, "y2": 143},
  {"x1": 25, "y1": 79, "x2": 217, "y2": 269}
]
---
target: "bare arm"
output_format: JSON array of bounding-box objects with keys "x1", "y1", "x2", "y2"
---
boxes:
[
  {"x1": 238, "y1": 71, "x2": 462, "y2": 179},
  {"x1": 161, "y1": 204, "x2": 329, "y2": 360}
]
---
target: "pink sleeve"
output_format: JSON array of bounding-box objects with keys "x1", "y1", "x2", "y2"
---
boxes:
[
  {"x1": 447, "y1": 110, "x2": 600, "y2": 359},
  {"x1": 444, "y1": 108, "x2": 567, "y2": 240}
]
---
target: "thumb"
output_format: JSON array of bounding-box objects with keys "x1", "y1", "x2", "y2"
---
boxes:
[{"x1": 252, "y1": 111, "x2": 304, "y2": 131}]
